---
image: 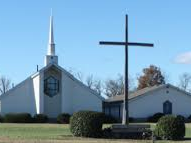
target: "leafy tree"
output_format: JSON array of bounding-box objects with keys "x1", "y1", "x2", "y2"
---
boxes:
[{"x1": 137, "y1": 65, "x2": 165, "y2": 90}]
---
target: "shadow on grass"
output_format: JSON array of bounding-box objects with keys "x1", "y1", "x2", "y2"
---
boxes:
[{"x1": 182, "y1": 137, "x2": 191, "y2": 140}]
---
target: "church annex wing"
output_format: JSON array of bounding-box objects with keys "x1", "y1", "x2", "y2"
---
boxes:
[{"x1": 106, "y1": 83, "x2": 191, "y2": 103}]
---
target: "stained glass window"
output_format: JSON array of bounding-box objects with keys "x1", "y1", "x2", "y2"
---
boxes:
[{"x1": 44, "y1": 76, "x2": 59, "y2": 97}]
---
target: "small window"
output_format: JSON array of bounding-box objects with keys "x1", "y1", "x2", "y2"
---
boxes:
[
  {"x1": 44, "y1": 76, "x2": 59, "y2": 97},
  {"x1": 163, "y1": 100, "x2": 172, "y2": 114}
]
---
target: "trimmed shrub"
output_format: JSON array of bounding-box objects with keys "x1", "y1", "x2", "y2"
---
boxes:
[
  {"x1": 154, "y1": 115, "x2": 185, "y2": 140},
  {"x1": 0, "y1": 115, "x2": 4, "y2": 122},
  {"x1": 129, "y1": 117, "x2": 134, "y2": 122},
  {"x1": 102, "y1": 127, "x2": 112, "y2": 138},
  {"x1": 33, "y1": 114, "x2": 48, "y2": 123},
  {"x1": 177, "y1": 115, "x2": 186, "y2": 123},
  {"x1": 70, "y1": 111, "x2": 103, "y2": 137},
  {"x1": 187, "y1": 115, "x2": 191, "y2": 122},
  {"x1": 4, "y1": 113, "x2": 33, "y2": 123},
  {"x1": 57, "y1": 113, "x2": 71, "y2": 124},
  {"x1": 147, "y1": 113, "x2": 164, "y2": 122}
]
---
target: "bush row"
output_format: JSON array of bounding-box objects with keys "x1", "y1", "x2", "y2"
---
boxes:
[
  {"x1": 147, "y1": 112, "x2": 190, "y2": 123},
  {"x1": 69, "y1": 111, "x2": 187, "y2": 140},
  {"x1": 2, "y1": 113, "x2": 48, "y2": 123},
  {"x1": 0, "y1": 113, "x2": 71, "y2": 123}
]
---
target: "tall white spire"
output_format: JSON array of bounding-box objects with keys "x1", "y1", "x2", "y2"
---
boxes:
[
  {"x1": 47, "y1": 12, "x2": 55, "y2": 55},
  {"x1": 45, "y1": 10, "x2": 58, "y2": 66}
]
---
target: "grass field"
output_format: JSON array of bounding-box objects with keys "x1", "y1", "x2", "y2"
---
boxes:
[{"x1": 0, "y1": 123, "x2": 190, "y2": 143}]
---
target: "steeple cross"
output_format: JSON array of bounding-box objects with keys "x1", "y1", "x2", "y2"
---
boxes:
[{"x1": 100, "y1": 15, "x2": 154, "y2": 125}]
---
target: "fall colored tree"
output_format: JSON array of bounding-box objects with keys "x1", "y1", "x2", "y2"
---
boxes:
[{"x1": 137, "y1": 65, "x2": 165, "y2": 90}]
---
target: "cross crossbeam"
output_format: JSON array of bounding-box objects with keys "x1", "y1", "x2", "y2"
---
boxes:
[
  {"x1": 100, "y1": 41, "x2": 154, "y2": 47},
  {"x1": 99, "y1": 15, "x2": 154, "y2": 125}
]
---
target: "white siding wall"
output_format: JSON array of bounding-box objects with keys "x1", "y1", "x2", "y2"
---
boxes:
[
  {"x1": 0, "y1": 66, "x2": 103, "y2": 117},
  {"x1": 61, "y1": 71, "x2": 103, "y2": 114},
  {"x1": 61, "y1": 72, "x2": 73, "y2": 114},
  {"x1": 39, "y1": 72, "x2": 44, "y2": 114},
  {"x1": 129, "y1": 87, "x2": 191, "y2": 118},
  {"x1": 33, "y1": 74, "x2": 40, "y2": 114},
  {"x1": 0, "y1": 77, "x2": 37, "y2": 115}
]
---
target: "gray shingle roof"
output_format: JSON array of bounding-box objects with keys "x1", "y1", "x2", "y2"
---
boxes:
[{"x1": 105, "y1": 84, "x2": 168, "y2": 102}]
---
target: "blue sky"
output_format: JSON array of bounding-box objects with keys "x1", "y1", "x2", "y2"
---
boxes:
[{"x1": 0, "y1": 0, "x2": 191, "y2": 86}]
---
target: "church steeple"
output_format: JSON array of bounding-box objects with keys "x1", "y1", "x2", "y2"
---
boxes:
[
  {"x1": 47, "y1": 14, "x2": 55, "y2": 55},
  {"x1": 44, "y1": 12, "x2": 58, "y2": 66}
]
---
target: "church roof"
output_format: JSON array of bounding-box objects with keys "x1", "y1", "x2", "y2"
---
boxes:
[
  {"x1": 105, "y1": 83, "x2": 191, "y2": 102},
  {"x1": 0, "y1": 63, "x2": 105, "y2": 101}
]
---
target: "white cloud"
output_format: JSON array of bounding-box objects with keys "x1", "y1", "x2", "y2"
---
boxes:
[{"x1": 175, "y1": 51, "x2": 191, "y2": 64}]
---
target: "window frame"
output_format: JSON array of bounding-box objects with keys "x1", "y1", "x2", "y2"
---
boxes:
[
  {"x1": 44, "y1": 76, "x2": 59, "y2": 97},
  {"x1": 163, "y1": 100, "x2": 172, "y2": 115}
]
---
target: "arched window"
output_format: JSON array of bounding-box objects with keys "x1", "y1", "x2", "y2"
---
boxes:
[
  {"x1": 44, "y1": 76, "x2": 59, "y2": 97},
  {"x1": 163, "y1": 100, "x2": 172, "y2": 114}
]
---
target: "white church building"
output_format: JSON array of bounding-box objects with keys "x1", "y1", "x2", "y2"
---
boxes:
[
  {"x1": 0, "y1": 15, "x2": 104, "y2": 118},
  {"x1": 1, "y1": 14, "x2": 191, "y2": 120}
]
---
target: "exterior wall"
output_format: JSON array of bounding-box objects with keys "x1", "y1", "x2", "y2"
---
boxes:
[
  {"x1": 129, "y1": 87, "x2": 191, "y2": 118},
  {"x1": 43, "y1": 67, "x2": 61, "y2": 118},
  {"x1": 61, "y1": 71, "x2": 73, "y2": 114},
  {"x1": 105, "y1": 86, "x2": 191, "y2": 119},
  {"x1": 0, "y1": 77, "x2": 38, "y2": 115},
  {"x1": 0, "y1": 65, "x2": 103, "y2": 117},
  {"x1": 33, "y1": 74, "x2": 40, "y2": 114},
  {"x1": 39, "y1": 72, "x2": 44, "y2": 114},
  {"x1": 61, "y1": 71, "x2": 103, "y2": 114}
]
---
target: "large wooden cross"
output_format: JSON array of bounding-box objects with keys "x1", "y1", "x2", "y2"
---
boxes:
[{"x1": 100, "y1": 15, "x2": 154, "y2": 125}]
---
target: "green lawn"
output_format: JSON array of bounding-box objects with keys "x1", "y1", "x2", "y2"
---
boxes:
[{"x1": 0, "y1": 123, "x2": 190, "y2": 143}]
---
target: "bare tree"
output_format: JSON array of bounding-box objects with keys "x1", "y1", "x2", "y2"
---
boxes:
[
  {"x1": 162, "y1": 71, "x2": 171, "y2": 84},
  {"x1": 0, "y1": 76, "x2": 11, "y2": 95},
  {"x1": 86, "y1": 75, "x2": 94, "y2": 88},
  {"x1": 93, "y1": 80, "x2": 102, "y2": 95},
  {"x1": 85, "y1": 75, "x2": 103, "y2": 95},
  {"x1": 178, "y1": 73, "x2": 191, "y2": 91},
  {"x1": 70, "y1": 70, "x2": 103, "y2": 95},
  {"x1": 75, "y1": 71, "x2": 84, "y2": 82},
  {"x1": 104, "y1": 74, "x2": 134, "y2": 97},
  {"x1": 128, "y1": 75, "x2": 135, "y2": 91}
]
